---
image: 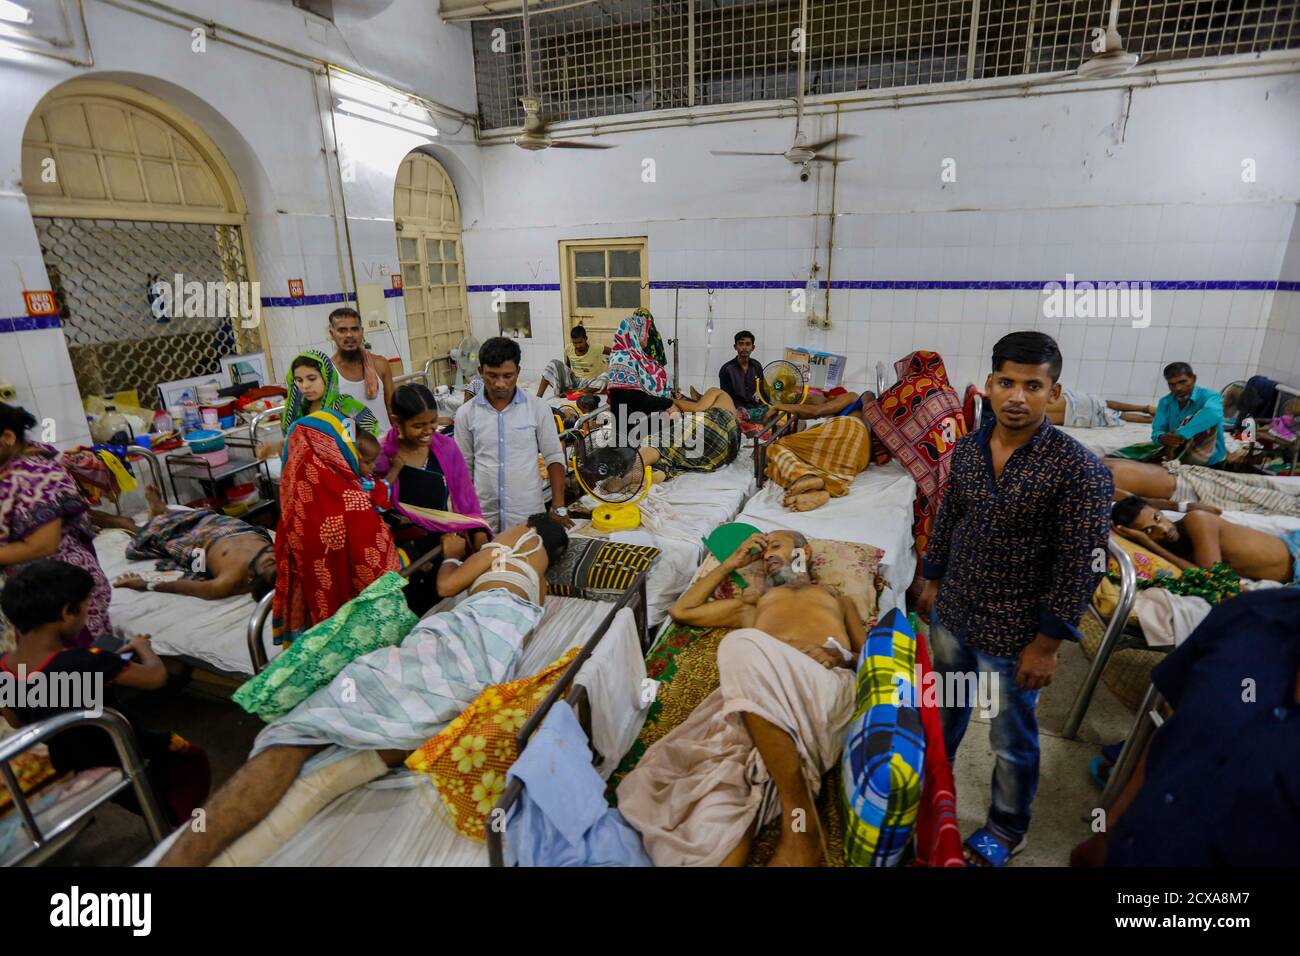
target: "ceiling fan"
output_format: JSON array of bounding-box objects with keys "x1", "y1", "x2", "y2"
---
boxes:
[
  {"x1": 514, "y1": 0, "x2": 612, "y2": 151},
  {"x1": 1077, "y1": 0, "x2": 1140, "y2": 79},
  {"x1": 710, "y1": 0, "x2": 853, "y2": 179}
]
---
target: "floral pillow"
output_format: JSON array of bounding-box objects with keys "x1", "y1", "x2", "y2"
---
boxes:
[
  {"x1": 1093, "y1": 534, "x2": 1181, "y2": 619},
  {"x1": 706, "y1": 536, "x2": 886, "y2": 627},
  {"x1": 406, "y1": 647, "x2": 579, "y2": 841}
]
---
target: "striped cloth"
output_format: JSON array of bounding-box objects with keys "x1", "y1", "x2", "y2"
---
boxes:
[
  {"x1": 252, "y1": 589, "x2": 543, "y2": 774},
  {"x1": 1166, "y1": 462, "x2": 1300, "y2": 516},
  {"x1": 840, "y1": 607, "x2": 925, "y2": 867},
  {"x1": 766, "y1": 415, "x2": 871, "y2": 497},
  {"x1": 655, "y1": 407, "x2": 741, "y2": 478}
]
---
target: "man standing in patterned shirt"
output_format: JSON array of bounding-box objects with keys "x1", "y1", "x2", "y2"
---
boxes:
[{"x1": 916, "y1": 331, "x2": 1113, "y2": 867}]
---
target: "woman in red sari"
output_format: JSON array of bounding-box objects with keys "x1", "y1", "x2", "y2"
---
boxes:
[{"x1": 273, "y1": 409, "x2": 400, "y2": 644}]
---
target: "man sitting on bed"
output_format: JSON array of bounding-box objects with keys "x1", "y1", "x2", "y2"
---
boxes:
[
  {"x1": 1106, "y1": 459, "x2": 1300, "y2": 517},
  {"x1": 618, "y1": 531, "x2": 866, "y2": 866},
  {"x1": 1111, "y1": 496, "x2": 1299, "y2": 585},
  {"x1": 157, "y1": 515, "x2": 568, "y2": 867},
  {"x1": 94, "y1": 486, "x2": 277, "y2": 602}
]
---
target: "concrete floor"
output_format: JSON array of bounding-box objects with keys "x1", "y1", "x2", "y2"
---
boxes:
[{"x1": 36, "y1": 626, "x2": 1137, "y2": 867}]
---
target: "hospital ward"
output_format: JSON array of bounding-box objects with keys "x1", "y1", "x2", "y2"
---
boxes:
[{"x1": 1, "y1": 0, "x2": 1298, "y2": 896}]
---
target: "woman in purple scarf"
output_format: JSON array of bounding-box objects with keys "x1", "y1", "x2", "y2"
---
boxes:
[{"x1": 375, "y1": 384, "x2": 489, "y2": 611}]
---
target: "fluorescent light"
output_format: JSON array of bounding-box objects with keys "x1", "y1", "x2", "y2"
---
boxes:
[
  {"x1": 335, "y1": 99, "x2": 439, "y2": 137},
  {"x1": 0, "y1": 1, "x2": 31, "y2": 25}
]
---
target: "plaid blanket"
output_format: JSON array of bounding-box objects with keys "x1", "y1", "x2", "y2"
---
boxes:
[
  {"x1": 765, "y1": 416, "x2": 871, "y2": 496},
  {"x1": 656, "y1": 407, "x2": 740, "y2": 478}
]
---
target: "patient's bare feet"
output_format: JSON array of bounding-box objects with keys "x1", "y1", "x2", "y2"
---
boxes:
[
  {"x1": 784, "y1": 491, "x2": 830, "y2": 512},
  {"x1": 784, "y1": 475, "x2": 825, "y2": 497},
  {"x1": 145, "y1": 484, "x2": 167, "y2": 517},
  {"x1": 767, "y1": 827, "x2": 824, "y2": 867}
]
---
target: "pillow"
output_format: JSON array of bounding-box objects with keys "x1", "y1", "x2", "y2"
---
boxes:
[
  {"x1": 233, "y1": 571, "x2": 417, "y2": 722},
  {"x1": 547, "y1": 538, "x2": 660, "y2": 600},
  {"x1": 1093, "y1": 534, "x2": 1181, "y2": 619},
  {"x1": 705, "y1": 536, "x2": 886, "y2": 627},
  {"x1": 840, "y1": 607, "x2": 925, "y2": 867},
  {"x1": 406, "y1": 647, "x2": 579, "y2": 840}
]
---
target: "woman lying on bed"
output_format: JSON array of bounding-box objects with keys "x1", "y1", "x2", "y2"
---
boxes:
[{"x1": 157, "y1": 514, "x2": 569, "y2": 868}]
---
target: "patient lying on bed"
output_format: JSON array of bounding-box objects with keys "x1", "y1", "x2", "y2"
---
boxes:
[
  {"x1": 764, "y1": 416, "x2": 872, "y2": 512},
  {"x1": 618, "y1": 531, "x2": 866, "y2": 866},
  {"x1": 1111, "y1": 496, "x2": 1299, "y2": 585},
  {"x1": 94, "y1": 486, "x2": 277, "y2": 602},
  {"x1": 158, "y1": 515, "x2": 568, "y2": 867},
  {"x1": 1106, "y1": 459, "x2": 1300, "y2": 517}
]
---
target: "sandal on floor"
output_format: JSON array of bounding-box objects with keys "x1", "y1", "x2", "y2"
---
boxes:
[{"x1": 964, "y1": 828, "x2": 1027, "y2": 868}]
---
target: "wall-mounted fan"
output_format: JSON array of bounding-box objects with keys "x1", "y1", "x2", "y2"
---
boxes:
[
  {"x1": 571, "y1": 427, "x2": 651, "y2": 532},
  {"x1": 760, "y1": 359, "x2": 808, "y2": 406},
  {"x1": 450, "y1": 334, "x2": 480, "y2": 391}
]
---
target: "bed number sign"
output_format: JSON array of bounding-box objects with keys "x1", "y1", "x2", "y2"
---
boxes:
[
  {"x1": 23, "y1": 291, "x2": 57, "y2": 316},
  {"x1": 288, "y1": 279, "x2": 305, "y2": 299}
]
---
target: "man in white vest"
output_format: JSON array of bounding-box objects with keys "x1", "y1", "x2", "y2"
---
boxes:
[{"x1": 328, "y1": 306, "x2": 394, "y2": 432}]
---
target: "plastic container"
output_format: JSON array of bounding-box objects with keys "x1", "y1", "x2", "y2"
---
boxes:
[
  {"x1": 184, "y1": 430, "x2": 225, "y2": 454},
  {"x1": 186, "y1": 496, "x2": 223, "y2": 511},
  {"x1": 218, "y1": 415, "x2": 236, "y2": 430},
  {"x1": 226, "y1": 482, "x2": 259, "y2": 505},
  {"x1": 201, "y1": 408, "x2": 220, "y2": 429},
  {"x1": 92, "y1": 405, "x2": 132, "y2": 445},
  {"x1": 191, "y1": 447, "x2": 229, "y2": 467},
  {"x1": 152, "y1": 409, "x2": 174, "y2": 434}
]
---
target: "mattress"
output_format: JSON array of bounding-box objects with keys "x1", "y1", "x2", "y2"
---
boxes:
[
  {"x1": 737, "y1": 460, "x2": 919, "y2": 614},
  {"x1": 138, "y1": 594, "x2": 613, "y2": 867},
  {"x1": 1059, "y1": 422, "x2": 1153, "y2": 458},
  {"x1": 569, "y1": 448, "x2": 758, "y2": 626},
  {"x1": 94, "y1": 526, "x2": 275, "y2": 677}
]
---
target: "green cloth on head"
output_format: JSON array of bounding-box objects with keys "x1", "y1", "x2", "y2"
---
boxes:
[
  {"x1": 702, "y1": 521, "x2": 763, "y2": 589},
  {"x1": 281, "y1": 348, "x2": 379, "y2": 438},
  {"x1": 233, "y1": 571, "x2": 417, "y2": 722}
]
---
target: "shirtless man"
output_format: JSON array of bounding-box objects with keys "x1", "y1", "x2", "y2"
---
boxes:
[
  {"x1": 95, "y1": 486, "x2": 277, "y2": 602},
  {"x1": 1046, "y1": 391, "x2": 1153, "y2": 426},
  {"x1": 158, "y1": 516, "x2": 566, "y2": 867},
  {"x1": 1111, "y1": 496, "x2": 1299, "y2": 585},
  {"x1": 619, "y1": 530, "x2": 865, "y2": 867},
  {"x1": 329, "y1": 307, "x2": 395, "y2": 432},
  {"x1": 763, "y1": 389, "x2": 875, "y2": 423}
]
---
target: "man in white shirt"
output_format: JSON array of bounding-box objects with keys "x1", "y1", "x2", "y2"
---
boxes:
[
  {"x1": 328, "y1": 307, "x2": 394, "y2": 432},
  {"x1": 454, "y1": 336, "x2": 572, "y2": 533}
]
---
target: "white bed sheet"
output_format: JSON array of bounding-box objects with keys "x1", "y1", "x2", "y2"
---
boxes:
[
  {"x1": 138, "y1": 594, "x2": 614, "y2": 867},
  {"x1": 1059, "y1": 422, "x2": 1152, "y2": 458},
  {"x1": 737, "y1": 460, "x2": 918, "y2": 614},
  {"x1": 569, "y1": 448, "x2": 758, "y2": 626},
  {"x1": 94, "y1": 528, "x2": 274, "y2": 677}
]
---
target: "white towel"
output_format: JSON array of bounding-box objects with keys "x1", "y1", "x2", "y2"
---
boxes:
[
  {"x1": 572, "y1": 608, "x2": 650, "y2": 779},
  {"x1": 1133, "y1": 589, "x2": 1212, "y2": 648}
]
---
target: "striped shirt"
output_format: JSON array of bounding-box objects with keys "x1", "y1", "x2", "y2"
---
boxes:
[{"x1": 922, "y1": 415, "x2": 1114, "y2": 657}]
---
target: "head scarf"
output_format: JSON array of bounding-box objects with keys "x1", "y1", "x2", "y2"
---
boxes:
[
  {"x1": 273, "y1": 409, "x2": 399, "y2": 644},
  {"x1": 282, "y1": 349, "x2": 379, "y2": 438},
  {"x1": 606, "y1": 307, "x2": 670, "y2": 397}
]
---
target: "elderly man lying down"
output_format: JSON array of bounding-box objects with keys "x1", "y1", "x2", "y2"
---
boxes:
[
  {"x1": 158, "y1": 515, "x2": 568, "y2": 867},
  {"x1": 619, "y1": 531, "x2": 866, "y2": 867}
]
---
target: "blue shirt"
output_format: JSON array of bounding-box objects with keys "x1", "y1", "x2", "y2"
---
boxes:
[
  {"x1": 922, "y1": 415, "x2": 1114, "y2": 656},
  {"x1": 1151, "y1": 385, "x2": 1226, "y2": 465},
  {"x1": 1108, "y1": 588, "x2": 1300, "y2": 866}
]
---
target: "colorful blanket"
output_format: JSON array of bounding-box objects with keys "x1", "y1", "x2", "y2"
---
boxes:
[
  {"x1": 765, "y1": 415, "x2": 871, "y2": 497},
  {"x1": 234, "y1": 572, "x2": 417, "y2": 722},
  {"x1": 655, "y1": 407, "x2": 740, "y2": 478},
  {"x1": 862, "y1": 351, "x2": 967, "y2": 560}
]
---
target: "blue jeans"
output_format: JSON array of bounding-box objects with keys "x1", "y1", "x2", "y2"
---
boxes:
[{"x1": 929, "y1": 615, "x2": 1040, "y2": 845}]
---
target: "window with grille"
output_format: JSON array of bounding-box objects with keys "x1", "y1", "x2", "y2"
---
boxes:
[{"x1": 472, "y1": 0, "x2": 1300, "y2": 130}]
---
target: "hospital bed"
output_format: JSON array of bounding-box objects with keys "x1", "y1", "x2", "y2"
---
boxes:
[
  {"x1": 741, "y1": 425, "x2": 920, "y2": 614},
  {"x1": 1059, "y1": 421, "x2": 1156, "y2": 459},
  {"x1": 139, "y1": 573, "x2": 650, "y2": 867}
]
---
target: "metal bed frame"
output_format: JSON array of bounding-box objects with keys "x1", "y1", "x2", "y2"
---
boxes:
[
  {"x1": 749, "y1": 412, "x2": 801, "y2": 489},
  {"x1": 1061, "y1": 539, "x2": 1139, "y2": 739},
  {"x1": 486, "y1": 569, "x2": 650, "y2": 867},
  {"x1": 0, "y1": 708, "x2": 169, "y2": 866},
  {"x1": 1098, "y1": 681, "x2": 1166, "y2": 811}
]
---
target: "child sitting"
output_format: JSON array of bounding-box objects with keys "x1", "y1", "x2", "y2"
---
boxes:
[{"x1": 0, "y1": 560, "x2": 210, "y2": 825}]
